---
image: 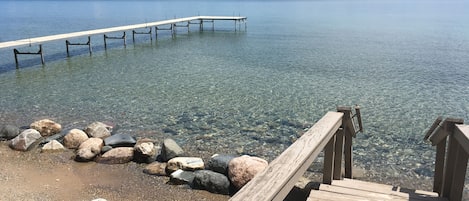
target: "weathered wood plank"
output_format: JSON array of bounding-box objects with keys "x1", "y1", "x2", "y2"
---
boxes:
[
  {"x1": 424, "y1": 116, "x2": 443, "y2": 141},
  {"x1": 333, "y1": 129, "x2": 344, "y2": 180},
  {"x1": 310, "y1": 179, "x2": 446, "y2": 201},
  {"x1": 0, "y1": 16, "x2": 247, "y2": 49},
  {"x1": 454, "y1": 124, "x2": 469, "y2": 154},
  {"x1": 323, "y1": 136, "x2": 336, "y2": 184},
  {"x1": 449, "y1": 144, "x2": 468, "y2": 201},
  {"x1": 230, "y1": 111, "x2": 343, "y2": 201},
  {"x1": 442, "y1": 136, "x2": 458, "y2": 198},
  {"x1": 433, "y1": 138, "x2": 446, "y2": 194}
]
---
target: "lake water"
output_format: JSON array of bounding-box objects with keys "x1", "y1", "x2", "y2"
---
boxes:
[{"x1": 1, "y1": 0, "x2": 468, "y2": 191}]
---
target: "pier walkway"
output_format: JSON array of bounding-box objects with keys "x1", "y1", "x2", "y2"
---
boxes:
[
  {"x1": 0, "y1": 16, "x2": 246, "y2": 67},
  {"x1": 230, "y1": 106, "x2": 467, "y2": 201}
]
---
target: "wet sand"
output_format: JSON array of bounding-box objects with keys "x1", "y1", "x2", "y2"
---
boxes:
[{"x1": 0, "y1": 142, "x2": 229, "y2": 201}]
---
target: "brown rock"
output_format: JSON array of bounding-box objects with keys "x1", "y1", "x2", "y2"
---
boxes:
[
  {"x1": 76, "y1": 138, "x2": 104, "y2": 162},
  {"x1": 63, "y1": 129, "x2": 89, "y2": 149},
  {"x1": 30, "y1": 119, "x2": 62, "y2": 137},
  {"x1": 143, "y1": 162, "x2": 167, "y2": 176},
  {"x1": 84, "y1": 122, "x2": 111, "y2": 139},
  {"x1": 97, "y1": 147, "x2": 134, "y2": 164},
  {"x1": 228, "y1": 155, "x2": 268, "y2": 189},
  {"x1": 133, "y1": 141, "x2": 158, "y2": 163}
]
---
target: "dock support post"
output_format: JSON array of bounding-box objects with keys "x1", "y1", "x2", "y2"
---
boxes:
[
  {"x1": 66, "y1": 36, "x2": 92, "y2": 57},
  {"x1": 104, "y1": 32, "x2": 126, "y2": 49},
  {"x1": 132, "y1": 28, "x2": 152, "y2": 43},
  {"x1": 13, "y1": 44, "x2": 44, "y2": 68}
]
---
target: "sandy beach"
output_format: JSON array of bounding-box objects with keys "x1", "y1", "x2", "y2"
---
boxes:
[{"x1": 0, "y1": 141, "x2": 229, "y2": 201}]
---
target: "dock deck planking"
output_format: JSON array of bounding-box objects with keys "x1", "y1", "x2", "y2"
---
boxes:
[{"x1": 0, "y1": 16, "x2": 247, "y2": 49}]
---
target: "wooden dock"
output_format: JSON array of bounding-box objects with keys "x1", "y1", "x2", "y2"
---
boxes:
[
  {"x1": 230, "y1": 106, "x2": 468, "y2": 201},
  {"x1": 0, "y1": 16, "x2": 247, "y2": 67},
  {"x1": 0, "y1": 16, "x2": 246, "y2": 49}
]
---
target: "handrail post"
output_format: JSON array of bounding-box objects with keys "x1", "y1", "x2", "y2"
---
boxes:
[
  {"x1": 323, "y1": 134, "x2": 336, "y2": 184},
  {"x1": 337, "y1": 106, "x2": 355, "y2": 179},
  {"x1": 440, "y1": 118, "x2": 464, "y2": 199}
]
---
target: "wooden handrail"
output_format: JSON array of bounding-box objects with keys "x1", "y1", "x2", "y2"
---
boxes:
[
  {"x1": 425, "y1": 117, "x2": 467, "y2": 201},
  {"x1": 230, "y1": 111, "x2": 343, "y2": 201}
]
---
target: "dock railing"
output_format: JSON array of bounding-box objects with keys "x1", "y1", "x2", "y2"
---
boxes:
[
  {"x1": 230, "y1": 106, "x2": 362, "y2": 201},
  {"x1": 425, "y1": 117, "x2": 468, "y2": 201}
]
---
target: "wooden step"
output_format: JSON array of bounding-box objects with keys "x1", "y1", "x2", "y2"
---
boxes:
[{"x1": 308, "y1": 179, "x2": 447, "y2": 201}]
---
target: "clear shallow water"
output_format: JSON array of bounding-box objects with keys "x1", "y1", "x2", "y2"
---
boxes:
[{"x1": 1, "y1": 0, "x2": 469, "y2": 190}]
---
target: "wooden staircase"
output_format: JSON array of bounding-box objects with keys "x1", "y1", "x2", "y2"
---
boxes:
[{"x1": 308, "y1": 179, "x2": 447, "y2": 201}]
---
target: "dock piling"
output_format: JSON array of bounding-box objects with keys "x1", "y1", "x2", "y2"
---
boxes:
[
  {"x1": 66, "y1": 36, "x2": 92, "y2": 57},
  {"x1": 104, "y1": 32, "x2": 126, "y2": 49},
  {"x1": 132, "y1": 28, "x2": 152, "y2": 43},
  {"x1": 13, "y1": 44, "x2": 44, "y2": 68}
]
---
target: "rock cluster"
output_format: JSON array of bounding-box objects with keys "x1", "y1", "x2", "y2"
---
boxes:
[{"x1": 1, "y1": 119, "x2": 270, "y2": 197}]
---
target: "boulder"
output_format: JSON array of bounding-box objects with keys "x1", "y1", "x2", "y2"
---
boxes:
[
  {"x1": 193, "y1": 170, "x2": 231, "y2": 195},
  {"x1": 0, "y1": 125, "x2": 20, "y2": 140},
  {"x1": 207, "y1": 154, "x2": 236, "y2": 175},
  {"x1": 84, "y1": 122, "x2": 111, "y2": 139},
  {"x1": 75, "y1": 138, "x2": 104, "y2": 162},
  {"x1": 133, "y1": 141, "x2": 158, "y2": 163},
  {"x1": 9, "y1": 129, "x2": 42, "y2": 151},
  {"x1": 143, "y1": 162, "x2": 167, "y2": 176},
  {"x1": 104, "y1": 133, "x2": 136, "y2": 147},
  {"x1": 228, "y1": 155, "x2": 268, "y2": 189},
  {"x1": 167, "y1": 157, "x2": 205, "y2": 174},
  {"x1": 63, "y1": 129, "x2": 89, "y2": 149},
  {"x1": 96, "y1": 147, "x2": 133, "y2": 164},
  {"x1": 169, "y1": 169, "x2": 195, "y2": 185},
  {"x1": 30, "y1": 119, "x2": 62, "y2": 137},
  {"x1": 160, "y1": 138, "x2": 184, "y2": 162},
  {"x1": 41, "y1": 140, "x2": 65, "y2": 153}
]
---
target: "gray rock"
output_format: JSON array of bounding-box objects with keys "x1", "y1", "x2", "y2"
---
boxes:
[
  {"x1": 133, "y1": 141, "x2": 157, "y2": 164},
  {"x1": 169, "y1": 169, "x2": 195, "y2": 185},
  {"x1": 101, "y1": 145, "x2": 113, "y2": 153},
  {"x1": 143, "y1": 162, "x2": 167, "y2": 176},
  {"x1": 207, "y1": 154, "x2": 236, "y2": 175},
  {"x1": 30, "y1": 119, "x2": 62, "y2": 137},
  {"x1": 75, "y1": 138, "x2": 104, "y2": 162},
  {"x1": 96, "y1": 147, "x2": 133, "y2": 164},
  {"x1": 41, "y1": 140, "x2": 65, "y2": 153},
  {"x1": 104, "y1": 133, "x2": 136, "y2": 147},
  {"x1": 9, "y1": 129, "x2": 42, "y2": 151},
  {"x1": 84, "y1": 122, "x2": 111, "y2": 139},
  {"x1": 0, "y1": 125, "x2": 20, "y2": 140},
  {"x1": 160, "y1": 138, "x2": 184, "y2": 162},
  {"x1": 193, "y1": 170, "x2": 231, "y2": 195}
]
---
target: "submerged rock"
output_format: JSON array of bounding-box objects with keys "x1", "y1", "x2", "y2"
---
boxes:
[
  {"x1": 9, "y1": 129, "x2": 42, "y2": 151},
  {"x1": 0, "y1": 125, "x2": 20, "y2": 140},
  {"x1": 30, "y1": 119, "x2": 62, "y2": 137},
  {"x1": 228, "y1": 155, "x2": 268, "y2": 189},
  {"x1": 193, "y1": 170, "x2": 231, "y2": 195}
]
